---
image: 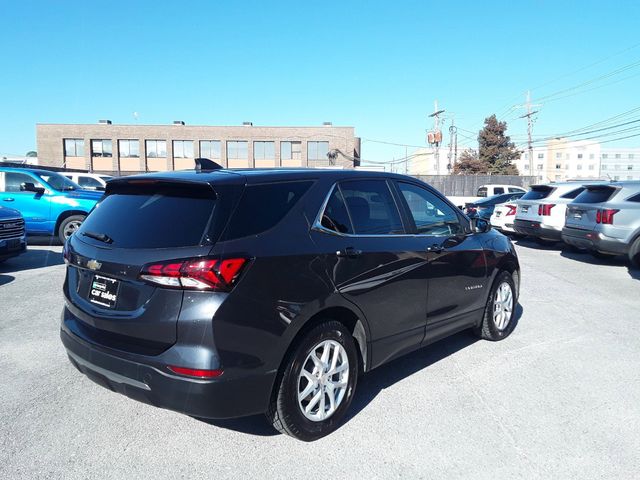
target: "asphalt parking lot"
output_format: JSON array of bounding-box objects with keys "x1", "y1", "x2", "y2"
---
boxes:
[{"x1": 1, "y1": 238, "x2": 639, "y2": 480}]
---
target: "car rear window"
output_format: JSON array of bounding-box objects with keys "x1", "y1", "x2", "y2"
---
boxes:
[
  {"x1": 222, "y1": 181, "x2": 313, "y2": 240},
  {"x1": 560, "y1": 187, "x2": 585, "y2": 199},
  {"x1": 627, "y1": 192, "x2": 640, "y2": 203},
  {"x1": 77, "y1": 182, "x2": 216, "y2": 248},
  {"x1": 573, "y1": 186, "x2": 618, "y2": 204},
  {"x1": 521, "y1": 186, "x2": 554, "y2": 200}
]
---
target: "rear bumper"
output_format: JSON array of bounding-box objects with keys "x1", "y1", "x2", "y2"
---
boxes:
[
  {"x1": 0, "y1": 237, "x2": 26, "y2": 260},
  {"x1": 513, "y1": 220, "x2": 561, "y2": 240},
  {"x1": 561, "y1": 227, "x2": 629, "y2": 255},
  {"x1": 60, "y1": 310, "x2": 276, "y2": 419}
]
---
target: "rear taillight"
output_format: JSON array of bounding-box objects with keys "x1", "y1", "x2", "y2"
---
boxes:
[
  {"x1": 140, "y1": 257, "x2": 248, "y2": 291},
  {"x1": 538, "y1": 204, "x2": 555, "y2": 216},
  {"x1": 596, "y1": 209, "x2": 619, "y2": 225},
  {"x1": 505, "y1": 204, "x2": 517, "y2": 216}
]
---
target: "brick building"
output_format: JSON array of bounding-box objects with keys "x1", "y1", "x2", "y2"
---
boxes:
[{"x1": 36, "y1": 121, "x2": 360, "y2": 173}]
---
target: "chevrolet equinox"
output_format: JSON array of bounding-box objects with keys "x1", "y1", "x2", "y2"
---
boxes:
[{"x1": 61, "y1": 166, "x2": 520, "y2": 441}]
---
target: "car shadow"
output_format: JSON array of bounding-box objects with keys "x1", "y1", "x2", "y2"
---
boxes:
[
  {"x1": 513, "y1": 237, "x2": 563, "y2": 251},
  {"x1": 0, "y1": 248, "x2": 64, "y2": 273},
  {"x1": 27, "y1": 235, "x2": 63, "y2": 246},
  {"x1": 199, "y1": 304, "x2": 524, "y2": 437},
  {"x1": 560, "y1": 249, "x2": 640, "y2": 280},
  {"x1": 0, "y1": 274, "x2": 14, "y2": 286}
]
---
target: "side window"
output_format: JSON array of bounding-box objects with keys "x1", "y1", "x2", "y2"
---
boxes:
[
  {"x1": 1, "y1": 172, "x2": 42, "y2": 192},
  {"x1": 508, "y1": 187, "x2": 523, "y2": 193},
  {"x1": 320, "y1": 187, "x2": 353, "y2": 234},
  {"x1": 78, "y1": 176, "x2": 103, "y2": 188},
  {"x1": 561, "y1": 187, "x2": 585, "y2": 199},
  {"x1": 338, "y1": 180, "x2": 404, "y2": 235},
  {"x1": 397, "y1": 182, "x2": 463, "y2": 236},
  {"x1": 477, "y1": 187, "x2": 488, "y2": 197},
  {"x1": 493, "y1": 187, "x2": 505, "y2": 195},
  {"x1": 627, "y1": 193, "x2": 640, "y2": 203},
  {"x1": 223, "y1": 181, "x2": 313, "y2": 240}
]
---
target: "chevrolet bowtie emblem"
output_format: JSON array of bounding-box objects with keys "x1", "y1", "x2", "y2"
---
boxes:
[{"x1": 87, "y1": 259, "x2": 102, "y2": 271}]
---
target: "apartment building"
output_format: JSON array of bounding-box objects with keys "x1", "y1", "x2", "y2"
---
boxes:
[
  {"x1": 36, "y1": 121, "x2": 360, "y2": 173},
  {"x1": 599, "y1": 147, "x2": 640, "y2": 180}
]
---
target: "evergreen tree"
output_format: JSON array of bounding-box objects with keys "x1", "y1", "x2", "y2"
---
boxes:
[
  {"x1": 478, "y1": 115, "x2": 520, "y2": 175},
  {"x1": 452, "y1": 149, "x2": 487, "y2": 174}
]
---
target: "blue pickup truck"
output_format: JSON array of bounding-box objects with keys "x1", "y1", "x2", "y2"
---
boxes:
[{"x1": 0, "y1": 166, "x2": 103, "y2": 243}]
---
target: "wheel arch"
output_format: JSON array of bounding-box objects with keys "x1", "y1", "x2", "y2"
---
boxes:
[{"x1": 54, "y1": 210, "x2": 88, "y2": 235}]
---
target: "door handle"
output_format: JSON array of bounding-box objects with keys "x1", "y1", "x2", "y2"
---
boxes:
[
  {"x1": 2, "y1": 198, "x2": 15, "y2": 202},
  {"x1": 426, "y1": 243, "x2": 444, "y2": 254},
  {"x1": 336, "y1": 247, "x2": 362, "y2": 258}
]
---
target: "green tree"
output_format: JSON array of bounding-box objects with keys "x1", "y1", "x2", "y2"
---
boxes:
[
  {"x1": 452, "y1": 149, "x2": 487, "y2": 174},
  {"x1": 26, "y1": 151, "x2": 37, "y2": 157},
  {"x1": 478, "y1": 115, "x2": 520, "y2": 175}
]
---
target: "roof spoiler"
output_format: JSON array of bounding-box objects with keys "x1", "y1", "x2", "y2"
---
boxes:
[{"x1": 195, "y1": 158, "x2": 224, "y2": 172}]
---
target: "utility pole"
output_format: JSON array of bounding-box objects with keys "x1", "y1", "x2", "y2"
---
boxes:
[
  {"x1": 517, "y1": 91, "x2": 541, "y2": 176},
  {"x1": 405, "y1": 145, "x2": 408, "y2": 175},
  {"x1": 448, "y1": 116, "x2": 457, "y2": 172},
  {"x1": 428, "y1": 100, "x2": 445, "y2": 174}
]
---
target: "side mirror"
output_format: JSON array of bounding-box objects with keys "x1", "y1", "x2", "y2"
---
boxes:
[
  {"x1": 20, "y1": 182, "x2": 45, "y2": 194},
  {"x1": 473, "y1": 218, "x2": 491, "y2": 234}
]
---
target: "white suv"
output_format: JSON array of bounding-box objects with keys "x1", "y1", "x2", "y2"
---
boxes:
[
  {"x1": 61, "y1": 172, "x2": 113, "y2": 190},
  {"x1": 513, "y1": 182, "x2": 601, "y2": 245}
]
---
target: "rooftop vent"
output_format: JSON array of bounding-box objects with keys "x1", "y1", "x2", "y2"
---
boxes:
[
  {"x1": 173, "y1": 120, "x2": 185, "y2": 125},
  {"x1": 242, "y1": 121, "x2": 253, "y2": 126},
  {"x1": 98, "y1": 119, "x2": 112, "y2": 125},
  {"x1": 323, "y1": 122, "x2": 332, "y2": 126}
]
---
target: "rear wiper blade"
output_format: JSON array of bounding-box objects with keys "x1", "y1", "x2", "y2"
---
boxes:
[{"x1": 82, "y1": 231, "x2": 113, "y2": 244}]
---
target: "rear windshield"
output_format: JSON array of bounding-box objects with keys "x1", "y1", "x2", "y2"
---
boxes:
[
  {"x1": 521, "y1": 186, "x2": 553, "y2": 200},
  {"x1": 222, "y1": 181, "x2": 313, "y2": 240},
  {"x1": 560, "y1": 187, "x2": 585, "y2": 199},
  {"x1": 573, "y1": 186, "x2": 617, "y2": 204},
  {"x1": 77, "y1": 182, "x2": 216, "y2": 248}
]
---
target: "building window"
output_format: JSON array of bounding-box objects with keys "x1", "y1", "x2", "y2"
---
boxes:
[
  {"x1": 523, "y1": 164, "x2": 529, "y2": 170},
  {"x1": 602, "y1": 154, "x2": 608, "y2": 159},
  {"x1": 200, "y1": 140, "x2": 221, "y2": 159},
  {"x1": 524, "y1": 153, "x2": 528, "y2": 160},
  {"x1": 555, "y1": 175, "x2": 562, "y2": 181},
  {"x1": 577, "y1": 164, "x2": 582, "y2": 170},
  {"x1": 253, "y1": 141, "x2": 275, "y2": 160},
  {"x1": 602, "y1": 165, "x2": 608, "y2": 170},
  {"x1": 628, "y1": 165, "x2": 634, "y2": 170},
  {"x1": 588, "y1": 164, "x2": 594, "y2": 170},
  {"x1": 577, "y1": 153, "x2": 583, "y2": 159},
  {"x1": 589, "y1": 154, "x2": 595, "y2": 160},
  {"x1": 64, "y1": 139, "x2": 84, "y2": 156},
  {"x1": 615, "y1": 154, "x2": 621, "y2": 159},
  {"x1": 629, "y1": 154, "x2": 635, "y2": 159},
  {"x1": 565, "y1": 164, "x2": 570, "y2": 170},
  {"x1": 537, "y1": 153, "x2": 544, "y2": 159},
  {"x1": 555, "y1": 152, "x2": 562, "y2": 159},
  {"x1": 227, "y1": 141, "x2": 248, "y2": 160},
  {"x1": 308, "y1": 141, "x2": 329, "y2": 161},
  {"x1": 555, "y1": 163, "x2": 561, "y2": 169},
  {"x1": 537, "y1": 164, "x2": 543, "y2": 170},
  {"x1": 173, "y1": 140, "x2": 193, "y2": 158},
  {"x1": 614, "y1": 165, "x2": 620, "y2": 170},
  {"x1": 281, "y1": 141, "x2": 302, "y2": 160},
  {"x1": 614, "y1": 175, "x2": 620, "y2": 180},
  {"x1": 146, "y1": 140, "x2": 167, "y2": 158},
  {"x1": 91, "y1": 139, "x2": 112, "y2": 157},
  {"x1": 119, "y1": 140, "x2": 140, "y2": 158}
]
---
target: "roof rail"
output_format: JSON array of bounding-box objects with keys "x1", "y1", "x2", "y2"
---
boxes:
[{"x1": 194, "y1": 158, "x2": 224, "y2": 172}]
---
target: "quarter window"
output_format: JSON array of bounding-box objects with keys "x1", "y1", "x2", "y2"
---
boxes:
[{"x1": 397, "y1": 182, "x2": 462, "y2": 236}]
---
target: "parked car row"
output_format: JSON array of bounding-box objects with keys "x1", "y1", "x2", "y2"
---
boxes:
[
  {"x1": 0, "y1": 166, "x2": 106, "y2": 260},
  {"x1": 489, "y1": 181, "x2": 640, "y2": 267}
]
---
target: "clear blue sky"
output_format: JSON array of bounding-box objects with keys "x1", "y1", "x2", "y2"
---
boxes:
[{"x1": 1, "y1": 0, "x2": 640, "y2": 162}]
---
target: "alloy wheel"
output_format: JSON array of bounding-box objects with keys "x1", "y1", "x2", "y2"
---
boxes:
[{"x1": 493, "y1": 282, "x2": 513, "y2": 330}]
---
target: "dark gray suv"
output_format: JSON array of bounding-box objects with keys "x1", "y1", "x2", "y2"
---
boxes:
[{"x1": 60, "y1": 167, "x2": 521, "y2": 441}]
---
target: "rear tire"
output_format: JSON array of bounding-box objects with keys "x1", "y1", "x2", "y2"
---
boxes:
[
  {"x1": 267, "y1": 321, "x2": 358, "y2": 441},
  {"x1": 473, "y1": 271, "x2": 517, "y2": 341},
  {"x1": 58, "y1": 215, "x2": 86, "y2": 244}
]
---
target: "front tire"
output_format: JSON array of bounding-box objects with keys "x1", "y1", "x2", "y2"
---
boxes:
[
  {"x1": 267, "y1": 321, "x2": 358, "y2": 441},
  {"x1": 474, "y1": 271, "x2": 518, "y2": 341},
  {"x1": 58, "y1": 215, "x2": 85, "y2": 244}
]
